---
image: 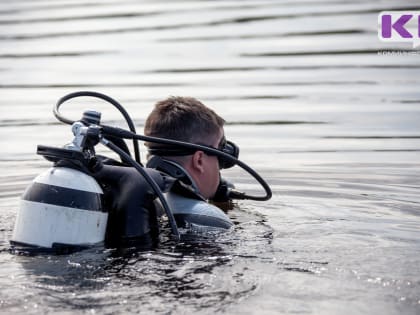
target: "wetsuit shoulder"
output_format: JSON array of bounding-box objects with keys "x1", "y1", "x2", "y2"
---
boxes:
[{"x1": 166, "y1": 192, "x2": 233, "y2": 230}]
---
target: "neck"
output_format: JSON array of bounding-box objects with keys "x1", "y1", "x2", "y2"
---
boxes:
[{"x1": 146, "y1": 156, "x2": 204, "y2": 200}]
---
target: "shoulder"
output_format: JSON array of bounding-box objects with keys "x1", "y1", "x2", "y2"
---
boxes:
[{"x1": 166, "y1": 193, "x2": 233, "y2": 230}]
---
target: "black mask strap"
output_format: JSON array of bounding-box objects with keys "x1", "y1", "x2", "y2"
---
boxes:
[{"x1": 147, "y1": 140, "x2": 239, "y2": 169}]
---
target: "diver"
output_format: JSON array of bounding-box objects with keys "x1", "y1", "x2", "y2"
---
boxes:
[
  {"x1": 144, "y1": 96, "x2": 234, "y2": 231},
  {"x1": 10, "y1": 91, "x2": 271, "y2": 253}
]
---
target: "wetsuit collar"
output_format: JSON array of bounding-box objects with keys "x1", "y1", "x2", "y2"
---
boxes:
[{"x1": 146, "y1": 156, "x2": 205, "y2": 201}]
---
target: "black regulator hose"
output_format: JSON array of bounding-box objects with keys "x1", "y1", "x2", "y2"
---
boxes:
[
  {"x1": 54, "y1": 91, "x2": 141, "y2": 164},
  {"x1": 101, "y1": 125, "x2": 272, "y2": 202},
  {"x1": 53, "y1": 91, "x2": 272, "y2": 201},
  {"x1": 99, "y1": 136, "x2": 180, "y2": 241}
]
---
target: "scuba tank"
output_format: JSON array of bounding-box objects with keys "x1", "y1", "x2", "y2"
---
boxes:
[
  {"x1": 11, "y1": 111, "x2": 108, "y2": 251},
  {"x1": 10, "y1": 110, "x2": 172, "y2": 252},
  {"x1": 12, "y1": 166, "x2": 107, "y2": 250}
]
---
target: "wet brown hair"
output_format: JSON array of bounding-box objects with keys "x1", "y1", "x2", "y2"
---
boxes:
[{"x1": 144, "y1": 96, "x2": 225, "y2": 146}]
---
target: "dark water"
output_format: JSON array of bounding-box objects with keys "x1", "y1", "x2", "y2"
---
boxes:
[{"x1": 1, "y1": 1, "x2": 420, "y2": 314}]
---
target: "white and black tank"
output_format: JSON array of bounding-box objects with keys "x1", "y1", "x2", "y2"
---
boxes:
[{"x1": 11, "y1": 166, "x2": 108, "y2": 250}]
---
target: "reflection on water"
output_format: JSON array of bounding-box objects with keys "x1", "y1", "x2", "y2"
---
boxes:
[{"x1": 0, "y1": 0, "x2": 420, "y2": 314}]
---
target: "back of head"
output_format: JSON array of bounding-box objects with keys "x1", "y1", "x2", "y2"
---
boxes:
[{"x1": 144, "y1": 96, "x2": 225, "y2": 145}]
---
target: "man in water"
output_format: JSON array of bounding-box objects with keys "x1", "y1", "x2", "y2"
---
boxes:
[{"x1": 144, "y1": 96, "x2": 233, "y2": 230}]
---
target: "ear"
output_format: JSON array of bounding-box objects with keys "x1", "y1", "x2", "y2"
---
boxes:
[{"x1": 191, "y1": 151, "x2": 205, "y2": 173}]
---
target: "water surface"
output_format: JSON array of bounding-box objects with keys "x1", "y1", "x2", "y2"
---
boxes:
[{"x1": 0, "y1": 1, "x2": 419, "y2": 314}]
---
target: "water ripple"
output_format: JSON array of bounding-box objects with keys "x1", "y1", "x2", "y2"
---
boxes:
[{"x1": 0, "y1": 51, "x2": 114, "y2": 58}]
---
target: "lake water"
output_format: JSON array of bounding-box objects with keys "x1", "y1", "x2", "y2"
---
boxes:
[{"x1": 1, "y1": 0, "x2": 420, "y2": 314}]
